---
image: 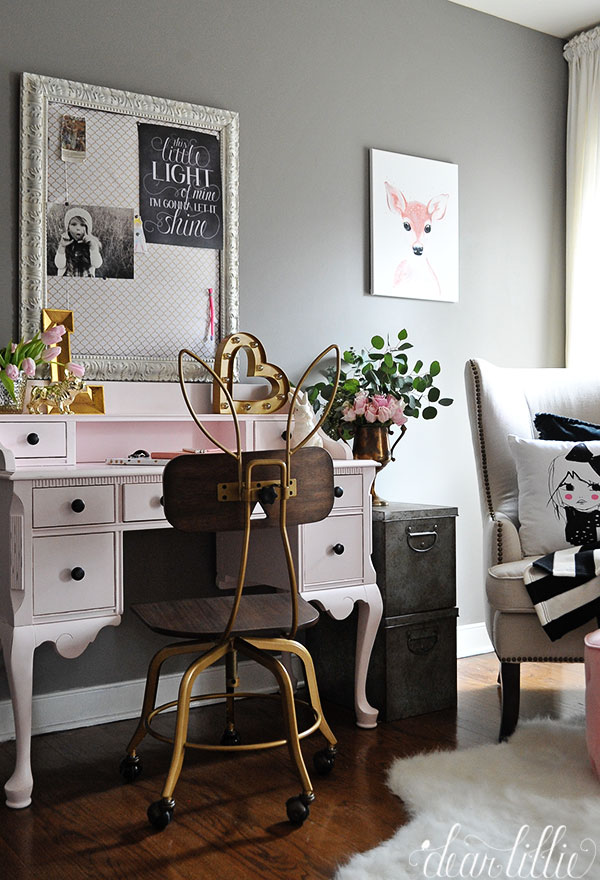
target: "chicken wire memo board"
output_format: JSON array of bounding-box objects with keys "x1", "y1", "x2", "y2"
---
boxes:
[{"x1": 20, "y1": 72, "x2": 239, "y2": 381}]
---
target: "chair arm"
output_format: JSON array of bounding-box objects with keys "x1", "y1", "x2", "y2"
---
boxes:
[{"x1": 485, "y1": 512, "x2": 522, "y2": 566}]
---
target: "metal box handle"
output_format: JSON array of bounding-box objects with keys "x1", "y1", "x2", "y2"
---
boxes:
[
  {"x1": 407, "y1": 626, "x2": 439, "y2": 655},
  {"x1": 406, "y1": 524, "x2": 438, "y2": 553}
]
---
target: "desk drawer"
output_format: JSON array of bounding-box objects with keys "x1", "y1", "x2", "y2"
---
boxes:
[
  {"x1": 332, "y1": 474, "x2": 363, "y2": 509},
  {"x1": 122, "y1": 482, "x2": 166, "y2": 522},
  {"x1": 253, "y1": 419, "x2": 287, "y2": 450},
  {"x1": 33, "y1": 532, "x2": 117, "y2": 616},
  {"x1": 1, "y1": 421, "x2": 67, "y2": 459},
  {"x1": 33, "y1": 485, "x2": 115, "y2": 528},
  {"x1": 302, "y1": 513, "x2": 363, "y2": 588}
]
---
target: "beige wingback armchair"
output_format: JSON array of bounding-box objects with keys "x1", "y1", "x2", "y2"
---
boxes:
[{"x1": 465, "y1": 358, "x2": 600, "y2": 740}]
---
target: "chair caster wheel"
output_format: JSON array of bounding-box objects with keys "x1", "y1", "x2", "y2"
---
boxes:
[
  {"x1": 313, "y1": 747, "x2": 336, "y2": 775},
  {"x1": 147, "y1": 798, "x2": 175, "y2": 830},
  {"x1": 119, "y1": 754, "x2": 142, "y2": 783},
  {"x1": 220, "y1": 727, "x2": 241, "y2": 746},
  {"x1": 286, "y1": 794, "x2": 311, "y2": 825}
]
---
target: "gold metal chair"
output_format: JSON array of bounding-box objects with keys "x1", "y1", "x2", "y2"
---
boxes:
[{"x1": 120, "y1": 344, "x2": 341, "y2": 829}]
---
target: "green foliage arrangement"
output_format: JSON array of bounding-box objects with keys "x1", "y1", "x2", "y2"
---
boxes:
[{"x1": 306, "y1": 330, "x2": 453, "y2": 441}]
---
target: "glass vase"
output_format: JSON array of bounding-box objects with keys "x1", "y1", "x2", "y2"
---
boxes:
[{"x1": 0, "y1": 372, "x2": 28, "y2": 414}]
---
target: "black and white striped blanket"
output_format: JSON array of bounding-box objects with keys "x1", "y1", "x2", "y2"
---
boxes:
[{"x1": 523, "y1": 543, "x2": 600, "y2": 641}]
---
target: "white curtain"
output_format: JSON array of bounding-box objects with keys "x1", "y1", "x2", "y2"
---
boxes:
[{"x1": 564, "y1": 26, "x2": 600, "y2": 368}]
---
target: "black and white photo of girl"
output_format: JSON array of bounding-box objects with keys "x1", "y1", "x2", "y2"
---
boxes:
[{"x1": 47, "y1": 204, "x2": 134, "y2": 279}]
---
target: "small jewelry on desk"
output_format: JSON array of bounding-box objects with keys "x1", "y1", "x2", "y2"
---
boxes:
[{"x1": 105, "y1": 456, "x2": 171, "y2": 466}]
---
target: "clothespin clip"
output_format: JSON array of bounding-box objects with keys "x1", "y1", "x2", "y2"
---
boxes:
[{"x1": 134, "y1": 214, "x2": 148, "y2": 253}]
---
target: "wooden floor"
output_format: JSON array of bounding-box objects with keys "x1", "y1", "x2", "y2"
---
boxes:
[{"x1": 0, "y1": 654, "x2": 586, "y2": 880}]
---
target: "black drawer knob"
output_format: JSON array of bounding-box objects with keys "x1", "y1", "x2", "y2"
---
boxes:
[
  {"x1": 332, "y1": 543, "x2": 345, "y2": 555},
  {"x1": 71, "y1": 499, "x2": 86, "y2": 513},
  {"x1": 280, "y1": 430, "x2": 289, "y2": 441},
  {"x1": 334, "y1": 486, "x2": 344, "y2": 498},
  {"x1": 26, "y1": 433, "x2": 40, "y2": 446},
  {"x1": 70, "y1": 567, "x2": 85, "y2": 581},
  {"x1": 160, "y1": 496, "x2": 164, "y2": 506}
]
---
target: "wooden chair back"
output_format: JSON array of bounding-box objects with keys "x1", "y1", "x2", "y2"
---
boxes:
[{"x1": 162, "y1": 446, "x2": 334, "y2": 533}]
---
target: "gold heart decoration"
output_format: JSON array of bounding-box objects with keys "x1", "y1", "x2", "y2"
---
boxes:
[{"x1": 212, "y1": 332, "x2": 290, "y2": 415}]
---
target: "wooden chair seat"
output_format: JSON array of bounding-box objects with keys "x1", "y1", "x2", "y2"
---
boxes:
[{"x1": 132, "y1": 592, "x2": 319, "y2": 640}]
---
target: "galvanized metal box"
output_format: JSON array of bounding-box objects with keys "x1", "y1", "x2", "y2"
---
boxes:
[
  {"x1": 307, "y1": 502, "x2": 458, "y2": 722},
  {"x1": 372, "y1": 503, "x2": 457, "y2": 616}
]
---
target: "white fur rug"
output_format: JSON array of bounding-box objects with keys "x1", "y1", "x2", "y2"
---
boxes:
[{"x1": 334, "y1": 719, "x2": 600, "y2": 879}]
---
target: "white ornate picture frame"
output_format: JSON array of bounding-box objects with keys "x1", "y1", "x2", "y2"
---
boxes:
[{"x1": 20, "y1": 72, "x2": 239, "y2": 381}]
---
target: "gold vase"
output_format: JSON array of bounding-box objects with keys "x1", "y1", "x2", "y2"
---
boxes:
[
  {"x1": 352, "y1": 423, "x2": 406, "y2": 506},
  {"x1": 0, "y1": 372, "x2": 27, "y2": 414}
]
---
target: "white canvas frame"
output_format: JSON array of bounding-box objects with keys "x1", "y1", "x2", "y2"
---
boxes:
[{"x1": 370, "y1": 149, "x2": 458, "y2": 303}]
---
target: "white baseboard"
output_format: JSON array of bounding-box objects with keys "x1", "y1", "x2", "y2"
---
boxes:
[
  {"x1": 0, "y1": 628, "x2": 492, "y2": 742},
  {"x1": 457, "y1": 621, "x2": 493, "y2": 658},
  {"x1": 0, "y1": 658, "x2": 284, "y2": 743}
]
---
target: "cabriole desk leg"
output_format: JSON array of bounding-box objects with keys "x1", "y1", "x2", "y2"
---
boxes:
[
  {"x1": 0, "y1": 624, "x2": 35, "y2": 809},
  {"x1": 307, "y1": 583, "x2": 383, "y2": 729},
  {"x1": 354, "y1": 583, "x2": 383, "y2": 729}
]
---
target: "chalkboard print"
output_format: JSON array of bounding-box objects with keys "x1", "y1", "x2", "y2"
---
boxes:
[{"x1": 138, "y1": 123, "x2": 223, "y2": 250}]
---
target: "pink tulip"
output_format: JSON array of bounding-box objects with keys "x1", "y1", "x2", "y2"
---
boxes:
[
  {"x1": 41, "y1": 346, "x2": 61, "y2": 362},
  {"x1": 41, "y1": 325, "x2": 66, "y2": 346},
  {"x1": 67, "y1": 362, "x2": 85, "y2": 378},
  {"x1": 5, "y1": 364, "x2": 19, "y2": 380},
  {"x1": 22, "y1": 357, "x2": 36, "y2": 378}
]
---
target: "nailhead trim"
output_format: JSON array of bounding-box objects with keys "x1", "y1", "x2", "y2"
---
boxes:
[
  {"x1": 500, "y1": 656, "x2": 584, "y2": 663},
  {"x1": 469, "y1": 360, "x2": 503, "y2": 564}
]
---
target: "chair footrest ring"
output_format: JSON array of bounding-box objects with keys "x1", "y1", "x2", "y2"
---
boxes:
[{"x1": 144, "y1": 691, "x2": 321, "y2": 751}]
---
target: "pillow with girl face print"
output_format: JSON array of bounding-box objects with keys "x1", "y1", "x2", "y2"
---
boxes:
[{"x1": 508, "y1": 435, "x2": 600, "y2": 556}]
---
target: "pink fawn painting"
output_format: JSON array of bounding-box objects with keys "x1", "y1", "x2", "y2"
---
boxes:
[{"x1": 370, "y1": 149, "x2": 458, "y2": 302}]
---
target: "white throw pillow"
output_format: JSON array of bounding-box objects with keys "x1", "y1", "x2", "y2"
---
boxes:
[{"x1": 508, "y1": 435, "x2": 600, "y2": 556}]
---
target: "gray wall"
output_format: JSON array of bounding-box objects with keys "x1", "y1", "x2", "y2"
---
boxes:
[{"x1": 0, "y1": 0, "x2": 567, "y2": 696}]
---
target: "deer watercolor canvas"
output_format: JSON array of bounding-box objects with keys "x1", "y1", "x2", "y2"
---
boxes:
[{"x1": 370, "y1": 149, "x2": 458, "y2": 302}]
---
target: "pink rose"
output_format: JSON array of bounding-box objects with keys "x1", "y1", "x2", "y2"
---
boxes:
[
  {"x1": 392, "y1": 410, "x2": 408, "y2": 426},
  {"x1": 5, "y1": 364, "x2": 19, "y2": 380},
  {"x1": 353, "y1": 391, "x2": 369, "y2": 415},
  {"x1": 41, "y1": 346, "x2": 61, "y2": 362},
  {"x1": 372, "y1": 394, "x2": 388, "y2": 409},
  {"x1": 67, "y1": 362, "x2": 85, "y2": 378},
  {"x1": 342, "y1": 404, "x2": 357, "y2": 422},
  {"x1": 21, "y1": 357, "x2": 36, "y2": 378},
  {"x1": 364, "y1": 405, "x2": 377, "y2": 424},
  {"x1": 377, "y1": 406, "x2": 391, "y2": 423}
]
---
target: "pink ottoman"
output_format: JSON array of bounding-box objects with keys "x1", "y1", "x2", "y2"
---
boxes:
[{"x1": 585, "y1": 629, "x2": 600, "y2": 779}]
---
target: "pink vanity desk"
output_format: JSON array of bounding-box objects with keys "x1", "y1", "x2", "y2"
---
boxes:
[{"x1": 0, "y1": 382, "x2": 382, "y2": 809}]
